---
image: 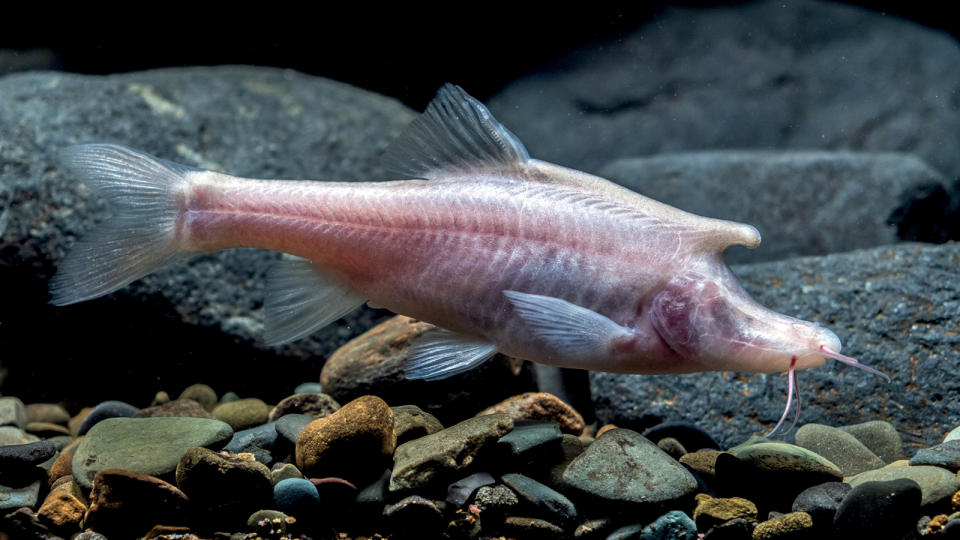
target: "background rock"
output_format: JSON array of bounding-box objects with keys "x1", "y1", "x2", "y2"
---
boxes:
[
  {"x1": 592, "y1": 242, "x2": 960, "y2": 451},
  {"x1": 597, "y1": 152, "x2": 947, "y2": 263},
  {"x1": 0, "y1": 66, "x2": 414, "y2": 407},
  {"x1": 488, "y1": 0, "x2": 960, "y2": 179}
]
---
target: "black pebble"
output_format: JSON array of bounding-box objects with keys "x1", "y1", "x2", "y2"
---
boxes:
[
  {"x1": 833, "y1": 479, "x2": 921, "y2": 537},
  {"x1": 792, "y1": 481, "x2": 851, "y2": 530},
  {"x1": 642, "y1": 421, "x2": 719, "y2": 451}
]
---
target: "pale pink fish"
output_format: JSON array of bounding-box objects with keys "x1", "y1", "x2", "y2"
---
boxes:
[{"x1": 50, "y1": 84, "x2": 888, "y2": 434}]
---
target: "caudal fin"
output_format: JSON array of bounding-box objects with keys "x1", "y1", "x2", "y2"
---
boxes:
[{"x1": 49, "y1": 144, "x2": 196, "y2": 305}]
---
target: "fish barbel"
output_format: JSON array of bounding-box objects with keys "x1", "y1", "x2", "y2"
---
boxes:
[{"x1": 50, "y1": 85, "x2": 887, "y2": 432}]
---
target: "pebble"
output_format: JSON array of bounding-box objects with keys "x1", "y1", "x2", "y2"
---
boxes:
[
  {"x1": 0, "y1": 426, "x2": 34, "y2": 446},
  {"x1": 702, "y1": 517, "x2": 754, "y2": 539},
  {"x1": 224, "y1": 421, "x2": 279, "y2": 464},
  {"x1": 134, "y1": 398, "x2": 215, "y2": 418},
  {"x1": 150, "y1": 390, "x2": 171, "y2": 406},
  {"x1": 794, "y1": 423, "x2": 885, "y2": 476},
  {"x1": 561, "y1": 428, "x2": 698, "y2": 507},
  {"x1": 693, "y1": 493, "x2": 758, "y2": 530},
  {"x1": 502, "y1": 516, "x2": 565, "y2": 538},
  {"x1": 833, "y1": 478, "x2": 921, "y2": 537},
  {"x1": 270, "y1": 462, "x2": 305, "y2": 485},
  {"x1": 679, "y1": 449, "x2": 724, "y2": 478},
  {"x1": 48, "y1": 451, "x2": 74, "y2": 486},
  {"x1": 0, "y1": 440, "x2": 56, "y2": 469},
  {"x1": 72, "y1": 417, "x2": 234, "y2": 488},
  {"x1": 550, "y1": 434, "x2": 587, "y2": 487},
  {"x1": 24, "y1": 403, "x2": 70, "y2": 425},
  {"x1": 728, "y1": 441, "x2": 843, "y2": 478},
  {"x1": 275, "y1": 413, "x2": 314, "y2": 443},
  {"x1": 393, "y1": 404, "x2": 444, "y2": 445},
  {"x1": 909, "y1": 440, "x2": 960, "y2": 471},
  {"x1": 67, "y1": 407, "x2": 91, "y2": 436},
  {"x1": 37, "y1": 490, "x2": 86, "y2": 534},
  {"x1": 175, "y1": 447, "x2": 273, "y2": 526},
  {"x1": 847, "y1": 464, "x2": 958, "y2": 507},
  {"x1": 790, "y1": 481, "x2": 850, "y2": 530},
  {"x1": 77, "y1": 400, "x2": 139, "y2": 435},
  {"x1": 384, "y1": 495, "x2": 446, "y2": 536},
  {"x1": 356, "y1": 468, "x2": 392, "y2": 507},
  {"x1": 0, "y1": 479, "x2": 41, "y2": 510},
  {"x1": 269, "y1": 392, "x2": 340, "y2": 421},
  {"x1": 296, "y1": 395, "x2": 396, "y2": 485},
  {"x1": 446, "y1": 471, "x2": 496, "y2": 506},
  {"x1": 476, "y1": 392, "x2": 585, "y2": 435},
  {"x1": 643, "y1": 422, "x2": 720, "y2": 452},
  {"x1": 502, "y1": 472, "x2": 578, "y2": 523},
  {"x1": 311, "y1": 476, "x2": 357, "y2": 509},
  {"x1": 390, "y1": 413, "x2": 513, "y2": 492},
  {"x1": 294, "y1": 382, "x2": 324, "y2": 394},
  {"x1": 84, "y1": 469, "x2": 190, "y2": 538},
  {"x1": 212, "y1": 398, "x2": 271, "y2": 431},
  {"x1": 273, "y1": 477, "x2": 322, "y2": 516},
  {"x1": 25, "y1": 422, "x2": 70, "y2": 438},
  {"x1": 179, "y1": 383, "x2": 218, "y2": 411},
  {"x1": 497, "y1": 420, "x2": 564, "y2": 465},
  {"x1": 220, "y1": 391, "x2": 240, "y2": 404},
  {"x1": 0, "y1": 396, "x2": 27, "y2": 428},
  {"x1": 608, "y1": 510, "x2": 698, "y2": 540},
  {"x1": 474, "y1": 483, "x2": 520, "y2": 515},
  {"x1": 657, "y1": 437, "x2": 688, "y2": 460},
  {"x1": 752, "y1": 511, "x2": 813, "y2": 539},
  {"x1": 837, "y1": 420, "x2": 904, "y2": 464},
  {"x1": 247, "y1": 509, "x2": 294, "y2": 534}
]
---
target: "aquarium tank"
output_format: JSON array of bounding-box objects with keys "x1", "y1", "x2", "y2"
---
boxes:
[{"x1": 1, "y1": 2, "x2": 959, "y2": 538}]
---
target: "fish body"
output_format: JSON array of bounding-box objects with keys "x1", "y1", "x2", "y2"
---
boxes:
[{"x1": 51, "y1": 85, "x2": 887, "y2": 388}]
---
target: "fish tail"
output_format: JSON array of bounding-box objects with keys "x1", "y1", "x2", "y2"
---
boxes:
[{"x1": 49, "y1": 144, "x2": 195, "y2": 305}]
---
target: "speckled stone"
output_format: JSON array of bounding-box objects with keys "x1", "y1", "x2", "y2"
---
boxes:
[
  {"x1": 846, "y1": 465, "x2": 958, "y2": 507},
  {"x1": 212, "y1": 398, "x2": 271, "y2": 431},
  {"x1": 72, "y1": 417, "x2": 234, "y2": 488},
  {"x1": 392, "y1": 404, "x2": 444, "y2": 445},
  {"x1": 608, "y1": 510, "x2": 697, "y2": 540},
  {"x1": 134, "y1": 399, "x2": 214, "y2": 419},
  {"x1": 390, "y1": 413, "x2": 513, "y2": 492},
  {"x1": 268, "y1": 393, "x2": 340, "y2": 422},
  {"x1": 752, "y1": 511, "x2": 813, "y2": 539},
  {"x1": 910, "y1": 440, "x2": 960, "y2": 471},
  {"x1": 476, "y1": 392, "x2": 585, "y2": 435},
  {"x1": 837, "y1": 420, "x2": 903, "y2": 464},
  {"x1": 794, "y1": 423, "x2": 885, "y2": 476},
  {"x1": 561, "y1": 429, "x2": 698, "y2": 507},
  {"x1": 179, "y1": 383, "x2": 218, "y2": 411},
  {"x1": 679, "y1": 449, "x2": 725, "y2": 478},
  {"x1": 729, "y1": 442, "x2": 843, "y2": 478},
  {"x1": 693, "y1": 493, "x2": 758, "y2": 530},
  {"x1": 791, "y1": 481, "x2": 850, "y2": 531},
  {"x1": 296, "y1": 395, "x2": 396, "y2": 485},
  {"x1": 248, "y1": 509, "x2": 295, "y2": 535}
]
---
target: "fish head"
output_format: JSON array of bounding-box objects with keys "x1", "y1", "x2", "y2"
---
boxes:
[{"x1": 649, "y1": 272, "x2": 845, "y2": 374}]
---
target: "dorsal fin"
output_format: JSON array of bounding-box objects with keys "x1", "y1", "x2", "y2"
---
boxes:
[{"x1": 384, "y1": 84, "x2": 530, "y2": 179}]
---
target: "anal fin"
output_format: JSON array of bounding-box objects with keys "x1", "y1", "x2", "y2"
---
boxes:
[{"x1": 263, "y1": 256, "x2": 365, "y2": 345}]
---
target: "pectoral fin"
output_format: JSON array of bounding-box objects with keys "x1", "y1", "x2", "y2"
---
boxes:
[{"x1": 503, "y1": 290, "x2": 634, "y2": 359}]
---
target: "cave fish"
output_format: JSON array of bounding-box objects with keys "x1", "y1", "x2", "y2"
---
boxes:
[{"x1": 50, "y1": 84, "x2": 887, "y2": 432}]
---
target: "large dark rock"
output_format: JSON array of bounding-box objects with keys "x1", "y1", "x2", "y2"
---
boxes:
[
  {"x1": 0, "y1": 66, "x2": 415, "y2": 405},
  {"x1": 489, "y1": 0, "x2": 960, "y2": 179},
  {"x1": 592, "y1": 242, "x2": 960, "y2": 450},
  {"x1": 597, "y1": 152, "x2": 948, "y2": 264}
]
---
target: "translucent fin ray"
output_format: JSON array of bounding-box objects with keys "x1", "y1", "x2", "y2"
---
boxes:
[
  {"x1": 384, "y1": 84, "x2": 529, "y2": 179},
  {"x1": 503, "y1": 290, "x2": 633, "y2": 359},
  {"x1": 263, "y1": 257, "x2": 365, "y2": 345},
  {"x1": 49, "y1": 144, "x2": 197, "y2": 305},
  {"x1": 405, "y1": 328, "x2": 498, "y2": 380}
]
